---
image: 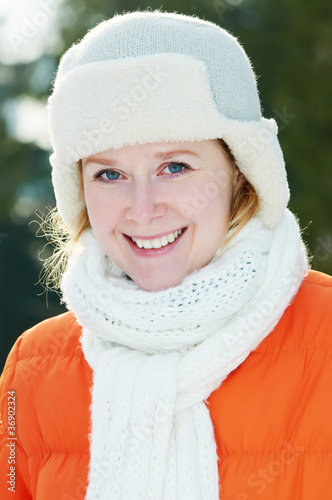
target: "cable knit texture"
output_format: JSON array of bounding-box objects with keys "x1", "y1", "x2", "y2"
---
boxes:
[
  {"x1": 47, "y1": 11, "x2": 289, "y2": 232},
  {"x1": 61, "y1": 210, "x2": 308, "y2": 500}
]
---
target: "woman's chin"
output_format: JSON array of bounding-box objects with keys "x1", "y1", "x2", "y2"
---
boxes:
[{"x1": 129, "y1": 269, "x2": 188, "y2": 292}]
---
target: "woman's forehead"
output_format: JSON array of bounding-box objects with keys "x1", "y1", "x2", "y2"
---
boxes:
[{"x1": 82, "y1": 139, "x2": 221, "y2": 163}]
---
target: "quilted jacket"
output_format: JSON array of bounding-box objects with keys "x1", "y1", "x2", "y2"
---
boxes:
[{"x1": 0, "y1": 270, "x2": 331, "y2": 499}]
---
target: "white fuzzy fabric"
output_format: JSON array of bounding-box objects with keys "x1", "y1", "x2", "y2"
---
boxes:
[
  {"x1": 47, "y1": 11, "x2": 290, "y2": 233},
  {"x1": 61, "y1": 209, "x2": 307, "y2": 500}
]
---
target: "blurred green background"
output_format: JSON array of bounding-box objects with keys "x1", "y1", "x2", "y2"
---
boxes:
[{"x1": 1, "y1": 0, "x2": 331, "y2": 370}]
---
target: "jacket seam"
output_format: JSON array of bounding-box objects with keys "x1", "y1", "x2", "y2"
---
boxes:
[
  {"x1": 219, "y1": 449, "x2": 332, "y2": 458},
  {"x1": 25, "y1": 449, "x2": 89, "y2": 458},
  {"x1": 304, "y1": 279, "x2": 332, "y2": 290},
  {"x1": 254, "y1": 345, "x2": 332, "y2": 354},
  {"x1": 15, "y1": 351, "x2": 85, "y2": 362}
]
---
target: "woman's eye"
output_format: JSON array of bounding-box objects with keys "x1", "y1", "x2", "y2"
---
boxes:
[
  {"x1": 94, "y1": 169, "x2": 121, "y2": 182},
  {"x1": 103, "y1": 170, "x2": 120, "y2": 180},
  {"x1": 164, "y1": 162, "x2": 189, "y2": 175}
]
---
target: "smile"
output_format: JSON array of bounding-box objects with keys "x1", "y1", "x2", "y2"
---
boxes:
[
  {"x1": 123, "y1": 227, "x2": 188, "y2": 257},
  {"x1": 130, "y1": 229, "x2": 184, "y2": 249}
]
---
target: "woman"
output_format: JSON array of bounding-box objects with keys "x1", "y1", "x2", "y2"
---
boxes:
[{"x1": 0, "y1": 10, "x2": 331, "y2": 500}]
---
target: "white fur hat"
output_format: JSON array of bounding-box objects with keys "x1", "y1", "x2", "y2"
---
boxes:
[{"x1": 47, "y1": 10, "x2": 289, "y2": 234}]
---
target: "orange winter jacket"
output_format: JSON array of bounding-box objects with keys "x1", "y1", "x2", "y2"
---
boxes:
[{"x1": 0, "y1": 269, "x2": 332, "y2": 499}]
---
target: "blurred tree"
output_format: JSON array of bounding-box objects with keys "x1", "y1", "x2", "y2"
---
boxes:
[{"x1": 1, "y1": 0, "x2": 331, "y2": 370}]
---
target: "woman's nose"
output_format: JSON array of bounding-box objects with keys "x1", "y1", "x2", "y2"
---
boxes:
[{"x1": 124, "y1": 179, "x2": 167, "y2": 225}]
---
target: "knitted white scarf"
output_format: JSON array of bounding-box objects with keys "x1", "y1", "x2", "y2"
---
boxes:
[{"x1": 62, "y1": 209, "x2": 307, "y2": 500}]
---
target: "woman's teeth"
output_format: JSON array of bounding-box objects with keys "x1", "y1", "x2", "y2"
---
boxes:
[{"x1": 130, "y1": 229, "x2": 184, "y2": 249}]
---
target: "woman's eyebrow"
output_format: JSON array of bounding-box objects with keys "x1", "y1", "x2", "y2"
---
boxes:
[
  {"x1": 83, "y1": 157, "x2": 117, "y2": 167},
  {"x1": 154, "y1": 150, "x2": 201, "y2": 160},
  {"x1": 83, "y1": 149, "x2": 200, "y2": 167}
]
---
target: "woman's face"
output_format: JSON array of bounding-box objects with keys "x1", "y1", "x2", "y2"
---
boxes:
[{"x1": 82, "y1": 139, "x2": 234, "y2": 291}]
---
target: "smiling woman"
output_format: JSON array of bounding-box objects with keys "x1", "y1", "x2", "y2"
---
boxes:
[
  {"x1": 42, "y1": 137, "x2": 258, "y2": 292},
  {"x1": 1, "y1": 9, "x2": 331, "y2": 500},
  {"x1": 81, "y1": 140, "x2": 235, "y2": 291}
]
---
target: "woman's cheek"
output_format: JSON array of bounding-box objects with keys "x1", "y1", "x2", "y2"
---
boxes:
[
  {"x1": 85, "y1": 187, "x2": 121, "y2": 235},
  {"x1": 177, "y1": 178, "x2": 230, "y2": 222}
]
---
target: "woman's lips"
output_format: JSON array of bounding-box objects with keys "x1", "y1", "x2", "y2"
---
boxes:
[
  {"x1": 127, "y1": 227, "x2": 185, "y2": 240},
  {"x1": 124, "y1": 227, "x2": 187, "y2": 257}
]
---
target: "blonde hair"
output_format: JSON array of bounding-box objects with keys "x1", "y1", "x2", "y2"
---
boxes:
[
  {"x1": 39, "y1": 139, "x2": 259, "y2": 291},
  {"x1": 217, "y1": 138, "x2": 259, "y2": 244}
]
